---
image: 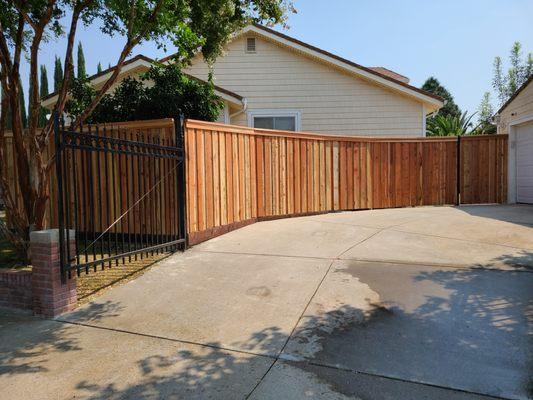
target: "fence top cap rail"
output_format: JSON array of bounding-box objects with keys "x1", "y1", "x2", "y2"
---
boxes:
[
  {"x1": 184, "y1": 119, "x2": 463, "y2": 142},
  {"x1": 2, "y1": 119, "x2": 175, "y2": 138},
  {"x1": 460, "y1": 134, "x2": 509, "y2": 140},
  {"x1": 83, "y1": 118, "x2": 175, "y2": 129}
]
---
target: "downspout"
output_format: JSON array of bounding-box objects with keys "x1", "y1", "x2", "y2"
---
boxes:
[{"x1": 229, "y1": 98, "x2": 248, "y2": 121}]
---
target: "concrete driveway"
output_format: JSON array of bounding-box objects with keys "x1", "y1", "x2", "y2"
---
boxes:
[{"x1": 1, "y1": 205, "x2": 532, "y2": 399}]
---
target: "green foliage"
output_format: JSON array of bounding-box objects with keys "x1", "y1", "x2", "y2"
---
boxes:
[
  {"x1": 426, "y1": 111, "x2": 476, "y2": 137},
  {"x1": 475, "y1": 92, "x2": 496, "y2": 134},
  {"x1": 66, "y1": 64, "x2": 225, "y2": 123},
  {"x1": 492, "y1": 42, "x2": 532, "y2": 106},
  {"x1": 421, "y1": 77, "x2": 461, "y2": 119},
  {"x1": 38, "y1": 65, "x2": 49, "y2": 127},
  {"x1": 53, "y1": 56, "x2": 63, "y2": 92},
  {"x1": 77, "y1": 42, "x2": 86, "y2": 78},
  {"x1": 97, "y1": 62, "x2": 103, "y2": 74}
]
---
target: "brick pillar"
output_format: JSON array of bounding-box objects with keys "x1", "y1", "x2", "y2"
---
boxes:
[{"x1": 30, "y1": 229, "x2": 77, "y2": 317}]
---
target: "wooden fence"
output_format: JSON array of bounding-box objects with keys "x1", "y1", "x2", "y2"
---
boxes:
[
  {"x1": 460, "y1": 135, "x2": 508, "y2": 204},
  {"x1": 2, "y1": 119, "x2": 176, "y2": 230},
  {"x1": 2, "y1": 118, "x2": 509, "y2": 245},
  {"x1": 184, "y1": 119, "x2": 508, "y2": 244}
]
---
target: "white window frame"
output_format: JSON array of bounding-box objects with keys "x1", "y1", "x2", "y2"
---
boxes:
[{"x1": 247, "y1": 109, "x2": 302, "y2": 131}]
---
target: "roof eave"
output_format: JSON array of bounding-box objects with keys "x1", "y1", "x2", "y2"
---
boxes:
[{"x1": 496, "y1": 74, "x2": 533, "y2": 115}]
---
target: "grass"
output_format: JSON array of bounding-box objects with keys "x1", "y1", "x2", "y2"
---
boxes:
[
  {"x1": 0, "y1": 211, "x2": 30, "y2": 270},
  {"x1": 76, "y1": 251, "x2": 171, "y2": 306}
]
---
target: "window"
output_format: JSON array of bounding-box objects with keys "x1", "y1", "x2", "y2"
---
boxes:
[
  {"x1": 254, "y1": 116, "x2": 296, "y2": 131},
  {"x1": 246, "y1": 37, "x2": 256, "y2": 53},
  {"x1": 248, "y1": 110, "x2": 301, "y2": 131}
]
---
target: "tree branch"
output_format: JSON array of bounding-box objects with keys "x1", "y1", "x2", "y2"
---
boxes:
[
  {"x1": 0, "y1": 26, "x2": 14, "y2": 78},
  {"x1": 72, "y1": 0, "x2": 164, "y2": 128},
  {"x1": 28, "y1": 0, "x2": 56, "y2": 136},
  {"x1": 12, "y1": 15, "x2": 25, "y2": 78},
  {"x1": 12, "y1": 0, "x2": 38, "y2": 31},
  {"x1": 40, "y1": 7, "x2": 82, "y2": 147}
]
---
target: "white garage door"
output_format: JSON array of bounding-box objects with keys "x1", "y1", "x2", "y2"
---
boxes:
[{"x1": 516, "y1": 122, "x2": 533, "y2": 204}]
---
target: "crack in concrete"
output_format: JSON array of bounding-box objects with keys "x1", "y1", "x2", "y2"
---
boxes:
[{"x1": 52, "y1": 317, "x2": 513, "y2": 400}]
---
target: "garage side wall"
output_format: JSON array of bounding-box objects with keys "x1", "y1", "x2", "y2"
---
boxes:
[{"x1": 497, "y1": 80, "x2": 533, "y2": 204}]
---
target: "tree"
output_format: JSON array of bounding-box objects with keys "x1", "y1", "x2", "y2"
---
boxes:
[
  {"x1": 67, "y1": 64, "x2": 224, "y2": 123},
  {"x1": 426, "y1": 111, "x2": 476, "y2": 137},
  {"x1": 421, "y1": 77, "x2": 461, "y2": 119},
  {"x1": 492, "y1": 42, "x2": 532, "y2": 106},
  {"x1": 38, "y1": 65, "x2": 49, "y2": 126},
  {"x1": 475, "y1": 92, "x2": 496, "y2": 134},
  {"x1": 77, "y1": 41, "x2": 86, "y2": 78},
  {"x1": 0, "y1": 0, "x2": 293, "y2": 256},
  {"x1": 97, "y1": 62, "x2": 102, "y2": 74},
  {"x1": 53, "y1": 56, "x2": 63, "y2": 92}
]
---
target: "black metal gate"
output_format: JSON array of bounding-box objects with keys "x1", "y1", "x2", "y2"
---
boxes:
[{"x1": 54, "y1": 115, "x2": 187, "y2": 282}]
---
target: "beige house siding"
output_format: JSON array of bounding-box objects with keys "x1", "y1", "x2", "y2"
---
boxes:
[
  {"x1": 184, "y1": 35, "x2": 426, "y2": 136},
  {"x1": 497, "y1": 79, "x2": 533, "y2": 134}
]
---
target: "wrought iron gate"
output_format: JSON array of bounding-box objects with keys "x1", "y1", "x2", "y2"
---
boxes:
[{"x1": 54, "y1": 115, "x2": 187, "y2": 282}]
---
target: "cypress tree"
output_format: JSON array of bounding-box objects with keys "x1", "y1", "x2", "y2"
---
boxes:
[
  {"x1": 18, "y1": 79, "x2": 27, "y2": 128},
  {"x1": 77, "y1": 42, "x2": 86, "y2": 78},
  {"x1": 97, "y1": 62, "x2": 103, "y2": 74},
  {"x1": 39, "y1": 65, "x2": 49, "y2": 126},
  {"x1": 54, "y1": 56, "x2": 63, "y2": 91}
]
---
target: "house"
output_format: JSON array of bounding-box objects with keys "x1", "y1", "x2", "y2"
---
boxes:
[
  {"x1": 495, "y1": 75, "x2": 533, "y2": 204},
  {"x1": 42, "y1": 24, "x2": 444, "y2": 137}
]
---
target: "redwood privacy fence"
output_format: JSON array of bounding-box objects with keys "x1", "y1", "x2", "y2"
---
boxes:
[
  {"x1": 184, "y1": 119, "x2": 508, "y2": 244},
  {"x1": 3, "y1": 118, "x2": 508, "y2": 247}
]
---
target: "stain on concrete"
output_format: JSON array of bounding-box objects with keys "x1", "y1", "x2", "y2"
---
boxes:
[
  {"x1": 283, "y1": 264, "x2": 382, "y2": 361},
  {"x1": 279, "y1": 361, "x2": 496, "y2": 400},
  {"x1": 284, "y1": 259, "x2": 533, "y2": 399},
  {"x1": 246, "y1": 286, "x2": 272, "y2": 298}
]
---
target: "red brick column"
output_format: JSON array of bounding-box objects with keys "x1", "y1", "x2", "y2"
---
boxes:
[{"x1": 30, "y1": 229, "x2": 77, "y2": 317}]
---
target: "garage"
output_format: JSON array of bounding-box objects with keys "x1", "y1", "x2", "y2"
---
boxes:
[
  {"x1": 496, "y1": 75, "x2": 533, "y2": 204},
  {"x1": 516, "y1": 122, "x2": 533, "y2": 203}
]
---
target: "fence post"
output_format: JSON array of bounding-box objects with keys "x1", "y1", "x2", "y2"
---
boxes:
[
  {"x1": 456, "y1": 135, "x2": 461, "y2": 206},
  {"x1": 53, "y1": 111, "x2": 68, "y2": 282},
  {"x1": 31, "y1": 229, "x2": 77, "y2": 317},
  {"x1": 175, "y1": 114, "x2": 188, "y2": 250}
]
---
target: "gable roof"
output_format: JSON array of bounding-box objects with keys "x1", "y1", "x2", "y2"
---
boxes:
[
  {"x1": 496, "y1": 74, "x2": 533, "y2": 115},
  {"x1": 42, "y1": 24, "x2": 443, "y2": 112},
  {"x1": 230, "y1": 24, "x2": 443, "y2": 111},
  {"x1": 369, "y1": 67, "x2": 410, "y2": 84},
  {"x1": 41, "y1": 54, "x2": 244, "y2": 109}
]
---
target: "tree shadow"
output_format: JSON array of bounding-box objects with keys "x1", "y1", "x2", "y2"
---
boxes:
[
  {"x1": 74, "y1": 327, "x2": 288, "y2": 400},
  {"x1": 0, "y1": 300, "x2": 123, "y2": 377},
  {"x1": 1, "y1": 264, "x2": 531, "y2": 399},
  {"x1": 482, "y1": 249, "x2": 533, "y2": 271}
]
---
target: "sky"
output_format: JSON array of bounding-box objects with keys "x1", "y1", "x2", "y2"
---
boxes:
[{"x1": 18, "y1": 0, "x2": 533, "y2": 117}]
